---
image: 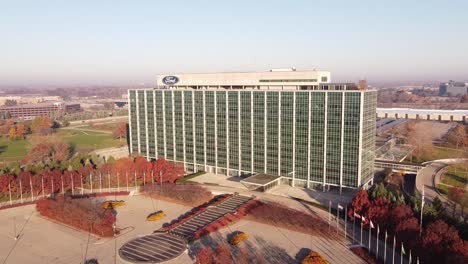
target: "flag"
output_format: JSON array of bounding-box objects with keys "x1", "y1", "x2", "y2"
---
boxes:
[
  {"x1": 362, "y1": 216, "x2": 366, "y2": 222},
  {"x1": 385, "y1": 230, "x2": 388, "y2": 240},
  {"x1": 402, "y1": 243, "x2": 406, "y2": 255},
  {"x1": 370, "y1": 220, "x2": 375, "y2": 229},
  {"x1": 393, "y1": 236, "x2": 396, "y2": 248},
  {"x1": 329, "y1": 200, "x2": 332, "y2": 207},
  {"x1": 354, "y1": 212, "x2": 361, "y2": 219},
  {"x1": 377, "y1": 225, "x2": 380, "y2": 236},
  {"x1": 338, "y1": 204, "x2": 344, "y2": 210}
]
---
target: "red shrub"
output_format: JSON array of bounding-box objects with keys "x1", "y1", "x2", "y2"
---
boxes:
[
  {"x1": 350, "y1": 246, "x2": 377, "y2": 264},
  {"x1": 141, "y1": 183, "x2": 212, "y2": 206},
  {"x1": 246, "y1": 201, "x2": 339, "y2": 240},
  {"x1": 36, "y1": 195, "x2": 116, "y2": 237},
  {"x1": 196, "y1": 247, "x2": 214, "y2": 264}
]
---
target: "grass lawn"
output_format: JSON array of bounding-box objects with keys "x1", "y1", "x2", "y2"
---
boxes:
[
  {"x1": 0, "y1": 137, "x2": 29, "y2": 162},
  {"x1": 437, "y1": 184, "x2": 449, "y2": 195},
  {"x1": 441, "y1": 164, "x2": 468, "y2": 188},
  {"x1": 56, "y1": 128, "x2": 125, "y2": 152},
  {"x1": 406, "y1": 146, "x2": 468, "y2": 163}
]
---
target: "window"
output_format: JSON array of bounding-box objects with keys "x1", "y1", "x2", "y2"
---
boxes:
[{"x1": 321, "y1": 76, "x2": 328, "y2": 82}]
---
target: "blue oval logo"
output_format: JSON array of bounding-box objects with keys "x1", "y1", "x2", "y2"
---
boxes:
[{"x1": 162, "y1": 76, "x2": 179, "y2": 85}]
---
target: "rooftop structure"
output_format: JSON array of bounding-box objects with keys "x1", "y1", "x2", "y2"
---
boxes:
[{"x1": 155, "y1": 68, "x2": 362, "y2": 91}]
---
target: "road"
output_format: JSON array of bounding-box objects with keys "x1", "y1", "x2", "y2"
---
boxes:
[{"x1": 416, "y1": 158, "x2": 468, "y2": 215}]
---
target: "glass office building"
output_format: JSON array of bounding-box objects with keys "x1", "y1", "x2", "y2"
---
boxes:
[{"x1": 128, "y1": 70, "x2": 376, "y2": 189}]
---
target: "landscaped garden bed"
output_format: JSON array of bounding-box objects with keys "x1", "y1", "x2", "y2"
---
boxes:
[
  {"x1": 36, "y1": 195, "x2": 116, "y2": 237},
  {"x1": 350, "y1": 246, "x2": 377, "y2": 264},
  {"x1": 244, "y1": 200, "x2": 340, "y2": 240},
  {"x1": 141, "y1": 183, "x2": 213, "y2": 206}
]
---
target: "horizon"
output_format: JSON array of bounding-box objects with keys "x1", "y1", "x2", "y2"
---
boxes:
[{"x1": 1, "y1": 0, "x2": 467, "y2": 87}]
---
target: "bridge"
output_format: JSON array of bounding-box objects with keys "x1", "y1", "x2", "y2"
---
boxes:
[{"x1": 374, "y1": 159, "x2": 424, "y2": 173}]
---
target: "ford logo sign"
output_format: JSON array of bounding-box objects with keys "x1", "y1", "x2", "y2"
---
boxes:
[{"x1": 162, "y1": 76, "x2": 179, "y2": 85}]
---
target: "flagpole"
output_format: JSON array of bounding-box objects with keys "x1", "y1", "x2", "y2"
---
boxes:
[
  {"x1": 401, "y1": 242, "x2": 404, "y2": 264},
  {"x1": 376, "y1": 225, "x2": 380, "y2": 260},
  {"x1": 420, "y1": 186, "x2": 425, "y2": 235},
  {"x1": 344, "y1": 207, "x2": 347, "y2": 239},
  {"x1": 353, "y1": 214, "x2": 356, "y2": 243},
  {"x1": 328, "y1": 201, "x2": 331, "y2": 231},
  {"x1": 336, "y1": 204, "x2": 339, "y2": 234},
  {"x1": 384, "y1": 230, "x2": 387, "y2": 264},
  {"x1": 369, "y1": 223, "x2": 372, "y2": 252},
  {"x1": 392, "y1": 236, "x2": 396, "y2": 264},
  {"x1": 360, "y1": 219, "x2": 363, "y2": 245},
  {"x1": 409, "y1": 249, "x2": 412, "y2": 264}
]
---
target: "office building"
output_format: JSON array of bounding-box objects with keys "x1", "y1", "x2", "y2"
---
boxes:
[
  {"x1": 0, "y1": 102, "x2": 82, "y2": 120},
  {"x1": 128, "y1": 69, "x2": 376, "y2": 189},
  {"x1": 439, "y1": 81, "x2": 468, "y2": 96}
]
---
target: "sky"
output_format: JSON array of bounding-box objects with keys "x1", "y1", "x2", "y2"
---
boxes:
[{"x1": 1, "y1": 0, "x2": 467, "y2": 87}]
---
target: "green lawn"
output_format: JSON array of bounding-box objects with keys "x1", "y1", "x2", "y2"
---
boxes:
[
  {"x1": 406, "y1": 146, "x2": 468, "y2": 163},
  {"x1": 0, "y1": 137, "x2": 29, "y2": 162},
  {"x1": 56, "y1": 128, "x2": 125, "y2": 152},
  {"x1": 441, "y1": 164, "x2": 468, "y2": 188},
  {"x1": 437, "y1": 184, "x2": 449, "y2": 195}
]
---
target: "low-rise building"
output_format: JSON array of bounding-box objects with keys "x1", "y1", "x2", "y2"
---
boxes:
[{"x1": 0, "y1": 102, "x2": 81, "y2": 120}]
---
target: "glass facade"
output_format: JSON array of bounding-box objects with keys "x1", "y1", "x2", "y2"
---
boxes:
[{"x1": 128, "y1": 89, "x2": 377, "y2": 188}]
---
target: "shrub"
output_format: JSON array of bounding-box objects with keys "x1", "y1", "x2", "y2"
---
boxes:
[
  {"x1": 350, "y1": 247, "x2": 377, "y2": 264},
  {"x1": 246, "y1": 201, "x2": 339, "y2": 240},
  {"x1": 229, "y1": 232, "x2": 248, "y2": 245},
  {"x1": 101, "y1": 200, "x2": 125, "y2": 209},
  {"x1": 147, "y1": 211, "x2": 166, "y2": 221},
  {"x1": 196, "y1": 247, "x2": 214, "y2": 264},
  {"x1": 141, "y1": 183, "x2": 212, "y2": 206},
  {"x1": 36, "y1": 195, "x2": 116, "y2": 237},
  {"x1": 301, "y1": 252, "x2": 328, "y2": 264}
]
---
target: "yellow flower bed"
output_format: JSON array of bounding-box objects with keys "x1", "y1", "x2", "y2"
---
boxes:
[
  {"x1": 102, "y1": 200, "x2": 126, "y2": 209},
  {"x1": 147, "y1": 211, "x2": 166, "y2": 221},
  {"x1": 301, "y1": 252, "x2": 328, "y2": 264},
  {"x1": 229, "y1": 232, "x2": 248, "y2": 245}
]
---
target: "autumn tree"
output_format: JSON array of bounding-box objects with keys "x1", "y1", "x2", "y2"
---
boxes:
[
  {"x1": 366, "y1": 197, "x2": 391, "y2": 228},
  {"x1": 389, "y1": 204, "x2": 414, "y2": 231},
  {"x1": 152, "y1": 158, "x2": 185, "y2": 183},
  {"x1": 448, "y1": 187, "x2": 465, "y2": 218},
  {"x1": 30, "y1": 116, "x2": 53, "y2": 135},
  {"x1": 348, "y1": 190, "x2": 370, "y2": 220},
  {"x1": 113, "y1": 122, "x2": 127, "y2": 141},
  {"x1": 16, "y1": 123, "x2": 27, "y2": 139},
  {"x1": 8, "y1": 127, "x2": 17, "y2": 140},
  {"x1": 23, "y1": 136, "x2": 70, "y2": 165},
  {"x1": 0, "y1": 119, "x2": 14, "y2": 135},
  {"x1": 446, "y1": 124, "x2": 468, "y2": 149},
  {"x1": 406, "y1": 121, "x2": 434, "y2": 162},
  {"x1": 419, "y1": 220, "x2": 468, "y2": 264}
]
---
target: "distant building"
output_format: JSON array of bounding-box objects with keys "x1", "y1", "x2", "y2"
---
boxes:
[
  {"x1": 439, "y1": 81, "x2": 468, "y2": 96},
  {"x1": 0, "y1": 95, "x2": 62, "y2": 105},
  {"x1": 0, "y1": 102, "x2": 81, "y2": 120},
  {"x1": 128, "y1": 69, "x2": 377, "y2": 190}
]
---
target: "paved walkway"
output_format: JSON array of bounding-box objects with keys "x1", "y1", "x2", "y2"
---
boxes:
[{"x1": 190, "y1": 173, "x2": 356, "y2": 207}]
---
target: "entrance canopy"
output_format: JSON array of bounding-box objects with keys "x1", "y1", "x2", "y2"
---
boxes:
[{"x1": 240, "y1": 173, "x2": 282, "y2": 192}]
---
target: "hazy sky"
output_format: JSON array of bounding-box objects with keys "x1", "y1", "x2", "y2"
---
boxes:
[{"x1": 1, "y1": 0, "x2": 467, "y2": 86}]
